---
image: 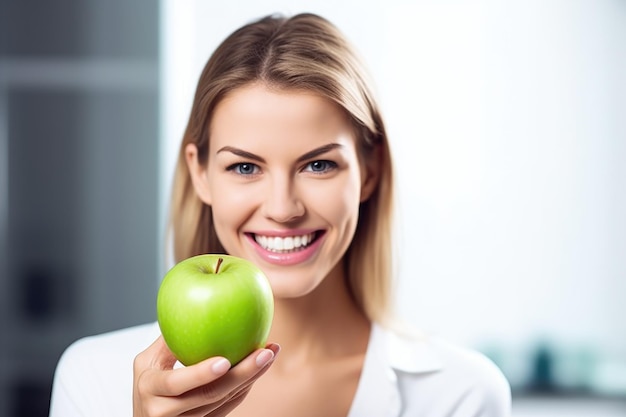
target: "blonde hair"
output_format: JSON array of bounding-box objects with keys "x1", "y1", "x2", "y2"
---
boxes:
[{"x1": 169, "y1": 13, "x2": 396, "y2": 324}]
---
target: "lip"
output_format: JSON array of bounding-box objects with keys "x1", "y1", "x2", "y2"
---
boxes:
[
  {"x1": 250, "y1": 228, "x2": 319, "y2": 238},
  {"x1": 245, "y1": 230, "x2": 325, "y2": 266}
]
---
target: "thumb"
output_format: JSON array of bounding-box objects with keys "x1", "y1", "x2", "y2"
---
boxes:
[{"x1": 139, "y1": 335, "x2": 178, "y2": 371}]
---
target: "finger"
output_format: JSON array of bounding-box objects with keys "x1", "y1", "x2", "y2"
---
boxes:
[
  {"x1": 134, "y1": 354, "x2": 233, "y2": 417},
  {"x1": 150, "y1": 355, "x2": 232, "y2": 396},
  {"x1": 210, "y1": 343, "x2": 280, "y2": 395},
  {"x1": 177, "y1": 344, "x2": 280, "y2": 412},
  {"x1": 205, "y1": 385, "x2": 251, "y2": 417},
  {"x1": 179, "y1": 385, "x2": 252, "y2": 417},
  {"x1": 264, "y1": 343, "x2": 281, "y2": 356},
  {"x1": 146, "y1": 341, "x2": 280, "y2": 417}
]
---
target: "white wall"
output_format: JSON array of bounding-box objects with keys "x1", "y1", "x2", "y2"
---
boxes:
[{"x1": 160, "y1": 0, "x2": 626, "y2": 393}]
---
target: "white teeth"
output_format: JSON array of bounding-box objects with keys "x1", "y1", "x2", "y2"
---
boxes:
[{"x1": 255, "y1": 233, "x2": 316, "y2": 252}]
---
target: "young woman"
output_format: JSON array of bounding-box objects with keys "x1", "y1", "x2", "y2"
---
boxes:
[{"x1": 50, "y1": 13, "x2": 511, "y2": 417}]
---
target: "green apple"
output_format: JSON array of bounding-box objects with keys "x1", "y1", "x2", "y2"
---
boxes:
[{"x1": 157, "y1": 254, "x2": 274, "y2": 366}]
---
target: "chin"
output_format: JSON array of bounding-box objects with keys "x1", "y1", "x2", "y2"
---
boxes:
[{"x1": 265, "y1": 272, "x2": 323, "y2": 300}]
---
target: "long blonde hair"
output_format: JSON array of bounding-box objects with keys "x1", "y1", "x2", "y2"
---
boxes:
[{"x1": 169, "y1": 13, "x2": 396, "y2": 324}]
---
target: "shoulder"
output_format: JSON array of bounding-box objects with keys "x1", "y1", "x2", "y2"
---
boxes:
[
  {"x1": 379, "y1": 324, "x2": 512, "y2": 416},
  {"x1": 50, "y1": 322, "x2": 160, "y2": 417},
  {"x1": 426, "y1": 336, "x2": 511, "y2": 399},
  {"x1": 54, "y1": 321, "x2": 160, "y2": 385},
  {"x1": 59, "y1": 321, "x2": 160, "y2": 363}
]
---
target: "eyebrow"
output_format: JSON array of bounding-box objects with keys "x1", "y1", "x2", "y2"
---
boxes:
[
  {"x1": 296, "y1": 143, "x2": 343, "y2": 162},
  {"x1": 216, "y1": 143, "x2": 344, "y2": 163},
  {"x1": 216, "y1": 146, "x2": 265, "y2": 163}
]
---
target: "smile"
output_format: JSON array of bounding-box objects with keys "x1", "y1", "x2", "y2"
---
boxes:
[{"x1": 253, "y1": 232, "x2": 318, "y2": 253}]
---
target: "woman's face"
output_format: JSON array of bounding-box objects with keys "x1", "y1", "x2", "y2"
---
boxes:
[{"x1": 187, "y1": 83, "x2": 378, "y2": 298}]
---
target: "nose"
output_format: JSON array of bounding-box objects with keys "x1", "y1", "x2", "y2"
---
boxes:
[{"x1": 262, "y1": 174, "x2": 305, "y2": 223}]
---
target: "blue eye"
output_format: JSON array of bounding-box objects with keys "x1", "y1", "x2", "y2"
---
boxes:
[
  {"x1": 228, "y1": 163, "x2": 260, "y2": 175},
  {"x1": 305, "y1": 160, "x2": 336, "y2": 173}
]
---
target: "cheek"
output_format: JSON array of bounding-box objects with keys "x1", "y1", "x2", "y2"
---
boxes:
[
  {"x1": 306, "y1": 173, "x2": 362, "y2": 224},
  {"x1": 208, "y1": 183, "x2": 257, "y2": 239}
]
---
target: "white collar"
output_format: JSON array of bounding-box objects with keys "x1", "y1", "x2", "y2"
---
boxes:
[
  {"x1": 347, "y1": 323, "x2": 444, "y2": 417},
  {"x1": 384, "y1": 324, "x2": 444, "y2": 373}
]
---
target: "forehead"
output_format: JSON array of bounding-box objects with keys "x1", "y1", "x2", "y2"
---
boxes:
[{"x1": 209, "y1": 83, "x2": 356, "y2": 148}]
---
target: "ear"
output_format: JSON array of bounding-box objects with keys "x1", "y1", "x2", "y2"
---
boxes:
[
  {"x1": 185, "y1": 143, "x2": 212, "y2": 205},
  {"x1": 360, "y1": 145, "x2": 382, "y2": 203}
]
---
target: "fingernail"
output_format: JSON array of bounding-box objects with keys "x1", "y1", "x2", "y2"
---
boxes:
[
  {"x1": 211, "y1": 357, "x2": 231, "y2": 374},
  {"x1": 268, "y1": 343, "x2": 281, "y2": 355},
  {"x1": 256, "y1": 349, "x2": 274, "y2": 368}
]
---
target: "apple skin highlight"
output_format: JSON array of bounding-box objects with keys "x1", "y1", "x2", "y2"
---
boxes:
[{"x1": 157, "y1": 254, "x2": 274, "y2": 366}]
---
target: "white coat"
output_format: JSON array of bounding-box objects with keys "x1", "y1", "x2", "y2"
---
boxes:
[{"x1": 49, "y1": 322, "x2": 511, "y2": 416}]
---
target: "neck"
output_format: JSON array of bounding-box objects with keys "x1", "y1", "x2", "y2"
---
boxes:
[{"x1": 267, "y1": 262, "x2": 371, "y2": 368}]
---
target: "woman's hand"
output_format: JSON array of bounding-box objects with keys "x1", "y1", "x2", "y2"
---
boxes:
[{"x1": 133, "y1": 336, "x2": 279, "y2": 417}]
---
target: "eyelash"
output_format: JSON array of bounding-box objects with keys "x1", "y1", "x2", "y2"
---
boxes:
[
  {"x1": 303, "y1": 160, "x2": 337, "y2": 174},
  {"x1": 225, "y1": 160, "x2": 337, "y2": 176},
  {"x1": 226, "y1": 162, "x2": 260, "y2": 176}
]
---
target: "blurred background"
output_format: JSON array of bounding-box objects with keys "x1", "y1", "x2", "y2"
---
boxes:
[{"x1": 1, "y1": 0, "x2": 624, "y2": 416}]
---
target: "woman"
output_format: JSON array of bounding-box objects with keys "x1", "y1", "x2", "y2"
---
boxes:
[{"x1": 50, "y1": 13, "x2": 511, "y2": 417}]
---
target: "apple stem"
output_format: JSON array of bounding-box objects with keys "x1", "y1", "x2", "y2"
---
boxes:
[{"x1": 215, "y1": 257, "x2": 224, "y2": 274}]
